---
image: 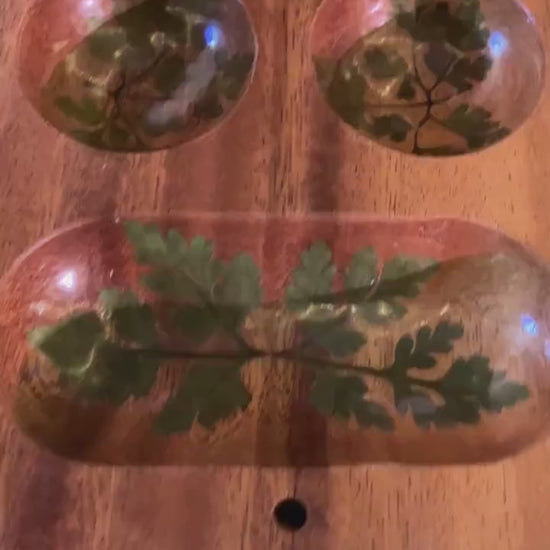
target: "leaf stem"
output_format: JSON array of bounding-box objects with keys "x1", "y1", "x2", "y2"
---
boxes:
[
  {"x1": 410, "y1": 42, "x2": 432, "y2": 154},
  {"x1": 124, "y1": 347, "x2": 264, "y2": 360},
  {"x1": 110, "y1": 71, "x2": 147, "y2": 148},
  {"x1": 412, "y1": 106, "x2": 432, "y2": 154},
  {"x1": 118, "y1": 346, "x2": 445, "y2": 391},
  {"x1": 429, "y1": 55, "x2": 460, "y2": 96},
  {"x1": 275, "y1": 351, "x2": 390, "y2": 378},
  {"x1": 118, "y1": 346, "x2": 390, "y2": 377},
  {"x1": 411, "y1": 42, "x2": 428, "y2": 95},
  {"x1": 410, "y1": 42, "x2": 463, "y2": 155}
]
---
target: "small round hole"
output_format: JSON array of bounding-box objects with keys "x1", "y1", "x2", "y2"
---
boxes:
[{"x1": 273, "y1": 498, "x2": 307, "y2": 531}]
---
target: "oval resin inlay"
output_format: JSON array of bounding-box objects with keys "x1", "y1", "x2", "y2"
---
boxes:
[
  {"x1": 0, "y1": 215, "x2": 548, "y2": 466},
  {"x1": 20, "y1": 0, "x2": 256, "y2": 152},
  {"x1": 311, "y1": 0, "x2": 545, "y2": 156}
]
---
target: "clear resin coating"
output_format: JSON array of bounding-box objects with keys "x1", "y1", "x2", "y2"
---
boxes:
[{"x1": 0, "y1": 215, "x2": 549, "y2": 466}]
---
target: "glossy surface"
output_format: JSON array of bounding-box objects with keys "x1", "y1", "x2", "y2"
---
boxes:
[
  {"x1": 3, "y1": 0, "x2": 550, "y2": 548},
  {"x1": 1, "y1": 216, "x2": 548, "y2": 465},
  {"x1": 19, "y1": 0, "x2": 256, "y2": 151},
  {"x1": 312, "y1": 0, "x2": 545, "y2": 155}
]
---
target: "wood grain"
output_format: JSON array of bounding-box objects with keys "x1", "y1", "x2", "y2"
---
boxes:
[{"x1": 0, "y1": 0, "x2": 550, "y2": 548}]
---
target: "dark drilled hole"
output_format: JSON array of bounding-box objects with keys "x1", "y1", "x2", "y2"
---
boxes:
[{"x1": 273, "y1": 498, "x2": 307, "y2": 531}]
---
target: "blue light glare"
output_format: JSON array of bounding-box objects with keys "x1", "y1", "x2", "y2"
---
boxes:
[
  {"x1": 488, "y1": 31, "x2": 509, "y2": 58},
  {"x1": 521, "y1": 314, "x2": 539, "y2": 336},
  {"x1": 204, "y1": 23, "x2": 222, "y2": 49}
]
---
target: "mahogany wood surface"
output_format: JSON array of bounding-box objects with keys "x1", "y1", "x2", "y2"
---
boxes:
[{"x1": 1, "y1": 0, "x2": 550, "y2": 548}]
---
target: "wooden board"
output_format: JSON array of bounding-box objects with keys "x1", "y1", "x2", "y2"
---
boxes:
[{"x1": 1, "y1": 0, "x2": 550, "y2": 548}]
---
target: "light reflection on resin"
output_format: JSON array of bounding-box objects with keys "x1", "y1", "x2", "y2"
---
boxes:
[{"x1": 57, "y1": 270, "x2": 77, "y2": 292}]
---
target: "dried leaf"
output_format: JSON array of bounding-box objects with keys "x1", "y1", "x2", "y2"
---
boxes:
[
  {"x1": 286, "y1": 241, "x2": 335, "y2": 309},
  {"x1": 74, "y1": 343, "x2": 159, "y2": 405},
  {"x1": 114, "y1": 0, "x2": 186, "y2": 50},
  {"x1": 368, "y1": 114, "x2": 413, "y2": 142},
  {"x1": 28, "y1": 312, "x2": 104, "y2": 372},
  {"x1": 379, "y1": 255, "x2": 437, "y2": 294},
  {"x1": 392, "y1": 345, "x2": 529, "y2": 429},
  {"x1": 391, "y1": 321, "x2": 464, "y2": 371},
  {"x1": 141, "y1": 269, "x2": 196, "y2": 299},
  {"x1": 424, "y1": 41, "x2": 457, "y2": 77},
  {"x1": 219, "y1": 53, "x2": 254, "y2": 100},
  {"x1": 217, "y1": 253, "x2": 262, "y2": 308},
  {"x1": 55, "y1": 96, "x2": 104, "y2": 126},
  {"x1": 325, "y1": 65, "x2": 367, "y2": 129},
  {"x1": 154, "y1": 54, "x2": 187, "y2": 94},
  {"x1": 394, "y1": 386, "x2": 439, "y2": 428},
  {"x1": 99, "y1": 288, "x2": 140, "y2": 314},
  {"x1": 443, "y1": 104, "x2": 510, "y2": 149},
  {"x1": 192, "y1": 80, "x2": 224, "y2": 119},
  {"x1": 443, "y1": 55, "x2": 492, "y2": 93},
  {"x1": 442, "y1": 357, "x2": 529, "y2": 412},
  {"x1": 125, "y1": 224, "x2": 224, "y2": 300},
  {"x1": 396, "y1": 1, "x2": 489, "y2": 52},
  {"x1": 86, "y1": 27, "x2": 127, "y2": 61},
  {"x1": 155, "y1": 362, "x2": 251, "y2": 433},
  {"x1": 180, "y1": 236, "x2": 223, "y2": 290},
  {"x1": 344, "y1": 247, "x2": 378, "y2": 292},
  {"x1": 310, "y1": 371, "x2": 394, "y2": 431},
  {"x1": 364, "y1": 47, "x2": 407, "y2": 79},
  {"x1": 354, "y1": 401, "x2": 395, "y2": 431},
  {"x1": 301, "y1": 316, "x2": 366, "y2": 358},
  {"x1": 397, "y1": 74, "x2": 417, "y2": 100},
  {"x1": 483, "y1": 372, "x2": 530, "y2": 411},
  {"x1": 125, "y1": 222, "x2": 260, "y2": 341},
  {"x1": 106, "y1": 123, "x2": 134, "y2": 149},
  {"x1": 111, "y1": 303, "x2": 157, "y2": 346},
  {"x1": 441, "y1": 355, "x2": 493, "y2": 393},
  {"x1": 98, "y1": 288, "x2": 157, "y2": 346},
  {"x1": 70, "y1": 128, "x2": 107, "y2": 149},
  {"x1": 125, "y1": 222, "x2": 187, "y2": 266},
  {"x1": 179, "y1": 0, "x2": 221, "y2": 18},
  {"x1": 172, "y1": 304, "x2": 219, "y2": 343},
  {"x1": 173, "y1": 304, "x2": 247, "y2": 342},
  {"x1": 357, "y1": 255, "x2": 438, "y2": 323}
]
